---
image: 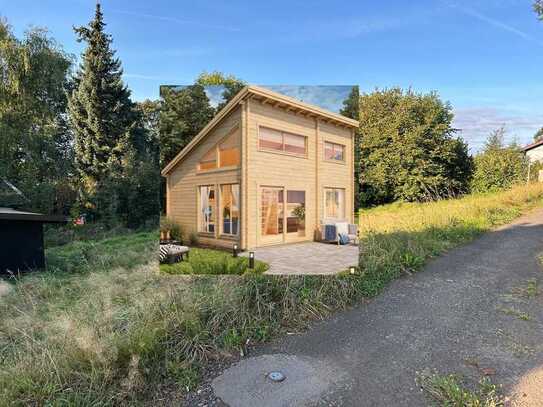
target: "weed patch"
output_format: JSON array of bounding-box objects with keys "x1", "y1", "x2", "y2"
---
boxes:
[{"x1": 416, "y1": 370, "x2": 504, "y2": 406}]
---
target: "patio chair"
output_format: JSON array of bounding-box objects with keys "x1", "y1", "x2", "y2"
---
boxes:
[
  {"x1": 159, "y1": 244, "x2": 190, "y2": 264},
  {"x1": 320, "y1": 220, "x2": 358, "y2": 245}
]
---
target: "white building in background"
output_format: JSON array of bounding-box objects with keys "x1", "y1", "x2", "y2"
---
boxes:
[
  {"x1": 522, "y1": 140, "x2": 543, "y2": 182},
  {"x1": 523, "y1": 139, "x2": 543, "y2": 163}
]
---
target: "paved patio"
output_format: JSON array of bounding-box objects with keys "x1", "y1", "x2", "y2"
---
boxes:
[{"x1": 243, "y1": 242, "x2": 359, "y2": 275}]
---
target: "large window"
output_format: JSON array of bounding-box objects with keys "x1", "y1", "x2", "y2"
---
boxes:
[
  {"x1": 259, "y1": 126, "x2": 307, "y2": 157},
  {"x1": 221, "y1": 184, "x2": 240, "y2": 236},
  {"x1": 219, "y1": 128, "x2": 240, "y2": 167},
  {"x1": 324, "y1": 142, "x2": 345, "y2": 161},
  {"x1": 286, "y1": 190, "x2": 305, "y2": 236},
  {"x1": 199, "y1": 148, "x2": 217, "y2": 171},
  {"x1": 261, "y1": 188, "x2": 284, "y2": 236},
  {"x1": 198, "y1": 127, "x2": 240, "y2": 171},
  {"x1": 199, "y1": 186, "x2": 216, "y2": 233},
  {"x1": 324, "y1": 188, "x2": 345, "y2": 219}
]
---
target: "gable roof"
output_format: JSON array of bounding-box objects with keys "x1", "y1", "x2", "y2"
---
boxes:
[
  {"x1": 161, "y1": 85, "x2": 359, "y2": 176},
  {"x1": 522, "y1": 138, "x2": 543, "y2": 152}
]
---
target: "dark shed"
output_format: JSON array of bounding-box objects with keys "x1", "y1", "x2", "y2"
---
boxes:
[{"x1": 0, "y1": 207, "x2": 67, "y2": 274}]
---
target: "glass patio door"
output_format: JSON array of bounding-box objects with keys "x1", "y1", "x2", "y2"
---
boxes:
[{"x1": 260, "y1": 187, "x2": 284, "y2": 245}]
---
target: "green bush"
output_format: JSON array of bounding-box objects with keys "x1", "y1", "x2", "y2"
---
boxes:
[{"x1": 471, "y1": 128, "x2": 528, "y2": 193}]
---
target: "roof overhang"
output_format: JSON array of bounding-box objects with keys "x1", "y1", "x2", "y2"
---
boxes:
[
  {"x1": 522, "y1": 139, "x2": 543, "y2": 152},
  {"x1": 0, "y1": 208, "x2": 68, "y2": 223},
  {"x1": 161, "y1": 85, "x2": 359, "y2": 176}
]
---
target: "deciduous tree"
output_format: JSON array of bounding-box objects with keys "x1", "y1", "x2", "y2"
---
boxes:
[
  {"x1": 535, "y1": 0, "x2": 543, "y2": 19},
  {"x1": 0, "y1": 19, "x2": 75, "y2": 214},
  {"x1": 196, "y1": 71, "x2": 246, "y2": 111},
  {"x1": 159, "y1": 84, "x2": 214, "y2": 168},
  {"x1": 358, "y1": 88, "x2": 473, "y2": 206}
]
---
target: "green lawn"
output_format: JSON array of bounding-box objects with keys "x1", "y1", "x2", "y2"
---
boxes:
[{"x1": 160, "y1": 248, "x2": 268, "y2": 275}]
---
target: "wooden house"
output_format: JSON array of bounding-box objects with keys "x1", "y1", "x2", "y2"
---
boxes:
[{"x1": 161, "y1": 86, "x2": 359, "y2": 250}]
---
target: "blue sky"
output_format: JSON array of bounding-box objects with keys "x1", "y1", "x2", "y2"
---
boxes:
[
  {"x1": 169, "y1": 85, "x2": 355, "y2": 113},
  {"x1": 3, "y1": 0, "x2": 542, "y2": 152}
]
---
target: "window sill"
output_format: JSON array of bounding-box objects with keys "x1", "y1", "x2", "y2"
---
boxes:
[
  {"x1": 198, "y1": 232, "x2": 216, "y2": 238},
  {"x1": 323, "y1": 159, "x2": 346, "y2": 165},
  {"x1": 219, "y1": 234, "x2": 239, "y2": 241},
  {"x1": 257, "y1": 148, "x2": 308, "y2": 159},
  {"x1": 197, "y1": 166, "x2": 240, "y2": 175}
]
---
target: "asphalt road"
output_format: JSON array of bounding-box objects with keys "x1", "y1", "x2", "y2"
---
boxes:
[{"x1": 208, "y1": 208, "x2": 543, "y2": 407}]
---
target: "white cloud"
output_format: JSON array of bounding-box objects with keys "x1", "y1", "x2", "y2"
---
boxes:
[
  {"x1": 453, "y1": 106, "x2": 542, "y2": 151},
  {"x1": 444, "y1": 1, "x2": 543, "y2": 47}
]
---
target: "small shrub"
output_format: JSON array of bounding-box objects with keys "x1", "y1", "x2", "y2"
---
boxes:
[
  {"x1": 189, "y1": 232, "x2": 199, "y2": 246},
  {"x1": 160, "y1": 216, "x2": 184, "y2": 241}
]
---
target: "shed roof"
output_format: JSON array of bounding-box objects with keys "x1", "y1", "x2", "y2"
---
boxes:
[
  {"x1": 0, "y1": 207, "x2": 68, "y2": 223},
  {"x1": 522, "y1": 139, "x2": 543, "y2": 152},
  {"x1": 161, "y1": 85, "x2": 359, "y2": 176}
]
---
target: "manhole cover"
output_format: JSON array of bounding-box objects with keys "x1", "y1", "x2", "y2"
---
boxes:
[{"x1": 267, "y1": 371, "x2": 286, "y2": 382}]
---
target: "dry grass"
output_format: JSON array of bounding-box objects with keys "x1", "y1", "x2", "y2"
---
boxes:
[{"x1": 360, "y1": 183, "x2": 543, "y2": 236}]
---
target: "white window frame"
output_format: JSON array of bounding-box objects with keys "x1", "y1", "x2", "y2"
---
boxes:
[
  {"x1": 220, "y1": 183, "x2": 240, "y2": 237},
  {"x1": 199, "y1": 185, "x2": 216, "y2": 234},
  {"x1": 324, "y1": 141, "x2": 346, "y2": 162},
  {"x1": 324, "y1": 188, "x2": 345, "y2": 220}
]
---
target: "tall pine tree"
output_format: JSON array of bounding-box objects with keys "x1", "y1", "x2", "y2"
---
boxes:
[{"x1": 68, "y1": 3, "x2": 136, "y2": 218}]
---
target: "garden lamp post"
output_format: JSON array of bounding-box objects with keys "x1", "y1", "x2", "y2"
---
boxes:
[
  {"x1": 233, "y1": 243, "x2": 238, "y2": 258},
  {"x1": 249, "y1": 251, "x2": 255, "y2": 269}
]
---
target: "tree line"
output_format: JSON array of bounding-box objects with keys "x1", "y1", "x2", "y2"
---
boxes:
[{"x1": 1, "y1": 4, "x2": 159, "y2": 228}]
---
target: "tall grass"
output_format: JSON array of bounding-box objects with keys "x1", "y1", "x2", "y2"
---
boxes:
[
  {"x1": 1, "y1": 184, "x2": 543, "y2": 405},
  {"x1": 357, "y1": 183, "x2": 543, "y2": 295}
]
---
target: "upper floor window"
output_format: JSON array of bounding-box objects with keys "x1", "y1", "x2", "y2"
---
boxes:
[
  {"x1": 259, "y1": 126, "x2": 307, "y2": 157},
  {"x1": 198, "y1": 126, "x2": 240, "y2": 171},
  {"x1": 219, "y1": 127, "x2": 240, "y2": 167},
  {"x1": 199, "y1": 148, "x2": 217, "y2": 171},
  {"x1": 324, "y1": 141, "x2": 345, "y2": 162}
]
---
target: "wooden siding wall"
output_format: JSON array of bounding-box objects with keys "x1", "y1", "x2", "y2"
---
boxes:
[
  {"x1": 245, "y1": 99, "x2": 353, "y2": 249},
  {"x1": 166, "y1": 106, "x2": 242, "y2": 248},
  {"x1": 318, "y1": 121, "x2": 354, "y2": 223},
  {"x1": 166, "y1": 99, "x2": 354, "y2": 250}
]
